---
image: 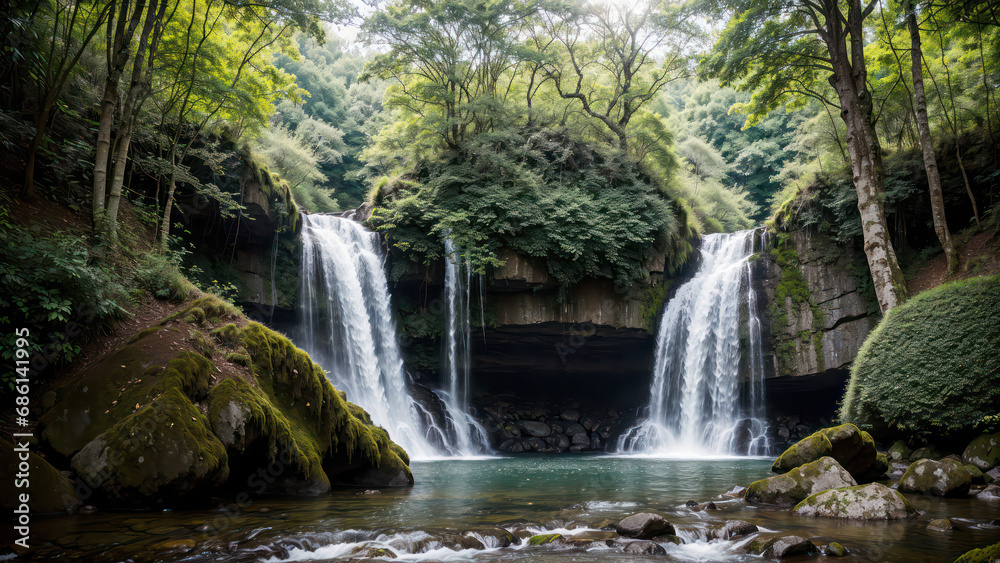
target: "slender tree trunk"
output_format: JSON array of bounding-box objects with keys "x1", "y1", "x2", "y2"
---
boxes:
[
  {"x1": 160, "y1": 152, "x2": 177, "y2": 251},
  {"x1": 909, "y1": 6, "x2": 956, "y2": 272},
  {"x1": 825, "y1": 6, "x2": 907, "y2": 314}
]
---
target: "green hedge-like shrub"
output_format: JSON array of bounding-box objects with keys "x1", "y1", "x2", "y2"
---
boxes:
[{"x1": 840, "y1": 275, "x2": 1000, "y2": 442}]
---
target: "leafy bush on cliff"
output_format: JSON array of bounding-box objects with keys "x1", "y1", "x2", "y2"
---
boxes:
[
  {"x1": 840, "y1": 275, "x2": 1000, "y2": 442},
  {"x1": 369, "y1": 128, "x2": 695, "y2": 289}
]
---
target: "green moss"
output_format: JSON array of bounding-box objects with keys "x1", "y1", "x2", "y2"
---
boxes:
[
  {"x1": 528, "y1": 534, "x2": 563, "y2": 545},
  {"x1": 954, "y1": 542, "x2": 1000, "y2": 563},
  {"x1": 225, "y1": 352, "x2": 251, "y2": 367},
  {"x1": 639, "y1": 281, "x2": 670, "y2": 332},
  {"x1": 190, "y1": 330, "x2": 215, "y2": 359},
  {"x1": 128, "y1": 326, "x2": 163, "y2": 345},
  {"x1": 840, "y1": 275, "x2": 1000, "y2": 442},
  {"x1": 211, "y1": 323, "x2": 241, "y2": 346}
]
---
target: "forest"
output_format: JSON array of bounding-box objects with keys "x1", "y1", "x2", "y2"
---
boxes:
[{"x1": 1, "y1": 0, "x2": 999, "y2": 561}]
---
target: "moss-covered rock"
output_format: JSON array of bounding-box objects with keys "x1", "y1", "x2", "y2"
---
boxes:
[
  {"x1": 840, "y1": 275, "x2": 1000, "y2": 441},
  {"x1": 954, "y1": 542, "x2": 1000, "y2": 563},
  {"x1": 793, "y1": 482, "x2": 917, "y2": 520},
  {"x1": 967, "y1": 465, "x2": 986, "y2": 484},
  {"x1": 38, "y1": 298, "x2": 413, "y2": 508},
  {"x1": 772, "y1": 424, "x2": 877, "y2": 478},
  {"x1": 746, "y1": 456, "x2": 857, "y2": 506},
  {"x1": 963, "y1": 433, "x2": 1000, "y2": 471},
  {"x1": 0, "y1": 438, "x2": 81, "y2": 514},
  {"x1": 826, "y1": 542, "x2": 848, "y2": 557},
  {"x1": 899, "y1": 458, "x2": 972, "y2": 497},
  {"x1": 888, "y1": 440, "x2": 912, "y2": 461}
]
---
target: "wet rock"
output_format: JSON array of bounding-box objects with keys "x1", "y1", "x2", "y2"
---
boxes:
[
  {"x1": 963, "y1": 433, "x2": 1000, "y2": 471},
  {"x1": 927, "y1": 518, "x2": 957, "y2": 531},
  {"x1": 362, "y1": 547, "x2": 397, "y2": 558},
  {"x1": 977, "y1": 484, "x2": 1000, "y2": 500},
  {"x1": 550, "y1": 422, "x2": 564, "y2": 434},
  {"x1": 712, "y1": 520, "x2": 759, "y2": 540},
  {"x1": 899, "y1": 458, "x2": 972, "y2": 497},
  {"x1": 650, "y1": 534, "x2": 683, "y2": 545},
  {"x1": 771, "y1": 424, "x2": 877, "y2": 479},
  {"x1": 561, "y1": 410, "x2": 581, "y2": 422},
  {"x1": 888, "y1": 440, "x2": 912, "y2": 461},
  {"x1": 565, "y1": 423, "x2": 587, "y2": 436},
  {"x1": 622, "y1": 540, "x2": 666, "y2": 555},
  {"x1": 616, "y1": 513, "x2": 674, "y2": 539},
  {"x1": 518, "y1": 421, "x2": 552, "y2": 438},
  {"x1": 589, "y1": 434, "x2": 602, "y2": 450},
  {"x1": 509, "y1": 442, "x2": 525, "y2": 453},
  {"x1": 505, "y1": 424, "x2": 522, "y2": 437},
  {"x1": 467, "y1": 527, "x2": 515, "y2": 548},
  {"x1": 701, "y1": 502, "x2": 717, "y2": 510},
  {"x1": 825, "y1": 542, "x2": 848, "y2": 556},
  {"x1": 954, "y1": 542, "x2": 1000, "y2": 563},
  {"x1": 0, "y1": 438, "x2": 82, "y2": 514},
  {"x1": 151, "y1": 539, "x2": 196, "y2": 552},
  {"x1": 794, "y1": 482, "x2": 917, "y2": 520},
  {"x1": 764, "y1": 536, "x2": 818, "y2": 558},
  {"x1": 526, "y1": 437, "x2": 547, "y2": 451},
  {"x1": 987, "y1": 467, "x2": 1000, "y2": 483},
  {"x1": 571, "y1": 432, "x2": 590, "y2": 446},
  {"x1": 685, "y1": 500, "x2": 698, "y2": 507},
  {"x1": 910, "y1": 445, "x2": 941, "y2": 461},
  {"x1": 967, "y1": 465, "x2": 987, "y2": 485},
  {"x1": 527, "y1": 533, "x2": 564, "y2": 545},
  {"x1": 746, "y1": 456, "x2": 857, "y2": 506},
  {"x1": 553, "y1": 434, "x2": 570, "y2": 450},
  {"x1": 569, "y1": 445, "x2": 587, "y2": 453}
]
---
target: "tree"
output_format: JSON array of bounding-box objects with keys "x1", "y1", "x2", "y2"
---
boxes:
[
  {"x1": 906, "y1": 2, "x2": 956, "y2": 271},
  {"x1": 702, "y1": 0, "x2": 908, "y2": 313},
  {"x1": 535, "y1": 0, "x2": 697, "y2": 152}
]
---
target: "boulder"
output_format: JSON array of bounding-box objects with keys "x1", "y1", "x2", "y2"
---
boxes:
[
  {"x1": 616, "y1": 513, "x2": 675, "y2": 539},
  {"x1": 518, "y1": 421, "x2": 552, "y2": 438},
  {"x1": 987, "y1": 467, "x2": 1000, "y2": 483},
  {"x1": 772, "y1": 424, "x2": 877, "y2": 479},
  {"x1": 0, "y1": 438, "x2": 81, "y2": 514},
  {"x1": 927, "y1": 518, "x2": 957, "y2": 531},
  {"x1": 963, "y1": 433, "x2": 1000, "y2": 471},
  {"x1": 954, "y1": 542, "x2": 1000, "y2": 563},
  {"x1": 794, "y1": 483, "x2": 917, "y2": 520},
  {"x1": 826, "y1": 542, "x2": 848, "y2": 557},
  {"x1": 856, "y1": 452, "x2": 890, "y2": 483},
  {"x1": 467, "y1": 527, "x2": 516, "y2": 548},
  {"x1": 888, "y1": 440, "x2": 912, "y2": 461},
  {"x1": 899, "y1": 459, "x2": 972, "y2": 497},
  {"x1": 622, "y1": 541, "x2": 667, "y2": 555},
  {"x1": 977, "y1": 484, "x2": 1000, "y2": 500},
  {"x1": 764, "y1": 536, "x2": 818, "y2": 558},
  {"x1": 967, "y1": 465, "x2": 986, "y2": 485},
  {"x1": 746, "y1": 456, "x2": 857, "y2": 505},
  {"x1": 911, "y1": 446, "x2": 941, "y2": 461},
  {"x1": 565, "y1": 423, "x2": 587, "y2": 436},
  {"x1": 712, "y1": 520, "x2": 759, "y2": 540},
  {"x1": 571, "y1": 432, "x2": 590, "y2": 446},
  {"x1": 553, "y1": 434, "x2": 570, "y2": 450}
]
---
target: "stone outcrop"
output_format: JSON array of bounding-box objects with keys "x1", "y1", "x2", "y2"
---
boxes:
[
  {"x1": 37, "y1": 296, "x2": 412, "y2": 508},
  {"x1": 760, "y1": 230, "x2": 879, "y2": 379},
  {"x1": 963, "y1": 433, "x2": 1000, "y2": 471},
  {"x1": 772, "y1": 424, "x2": 878, "y2": 479}
]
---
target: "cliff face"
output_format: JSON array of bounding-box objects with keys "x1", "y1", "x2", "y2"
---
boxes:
[{"x1": 760, "y1": 230, "x2": 880, "y2": 379}]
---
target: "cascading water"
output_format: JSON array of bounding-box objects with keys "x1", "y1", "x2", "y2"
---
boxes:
[
  {"x1": 440, "y1": 237, "x2": 491, "y2": 455},
  {"x1": 298, "y1": 214, "x2": 461, "y2": 459},
  {"x1": 618, "y1": 229, "x2": 770, "y2": 456}
]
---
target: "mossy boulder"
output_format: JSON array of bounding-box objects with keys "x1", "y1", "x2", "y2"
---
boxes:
[
  {"x1": 793, "y1": 483, "x2": 917, "y2": 520},
  {"x1": 888, "y1": 440, "x2": 912, "y2": 461},
  {"x1": 772, "y1": 424, "x2": 877, "y2": 478},
  {"x1": 826, "y1": 542, "x2": 848, "y2": 556},
  {"x1": 899, "y1": 458, "x2": 972, "y2": 497},
  {"x1": 746, "y1": 456, "x2": 857, "y2": 506},
  {"x1": 38, "y1": 297, "x2": 413, "y2": 507},
  {"x1": 0, "y1": 438, "x2": 81, "y2": 514},
  {"x1": 954, "y1": 542, "x2": 1000, "y2": 563},
  {"x1": 840, "y1": 275, "x2": 1000, "y2": 441},
  {"x1": 963, "y1": 433, "x2": 1000, "y2": 471}
]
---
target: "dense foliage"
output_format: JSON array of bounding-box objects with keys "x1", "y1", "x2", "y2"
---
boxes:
[
  {"x1": 840, "y1": 275, "x2": 1000, "y2": 442},
  {"x1": 369, "y1": 129, "x2": 695, "y2": 288}
]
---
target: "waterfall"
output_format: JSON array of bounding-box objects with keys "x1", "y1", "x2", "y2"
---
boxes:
[
  {"x1": 441, "y1": 237, "x2": 491, "y2": 455},
  {"x1": 618, "y1": 229, "x2": 770, "y2": 456},
  {"x1": 297, "y1": 214, "x2": 459, "y2": 459}
]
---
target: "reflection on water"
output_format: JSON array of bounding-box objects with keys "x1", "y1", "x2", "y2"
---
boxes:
[{"x1": 23, "y1": 456, "x2": 1000, "y2": 562}]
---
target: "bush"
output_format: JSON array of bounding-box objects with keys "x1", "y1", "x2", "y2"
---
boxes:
[
  {"x1": 0, "y1": 229, "x2": 128, "y2": 388},
  {"x1": 840, "y1": 275, "x2": 1000, "y2": 442}
]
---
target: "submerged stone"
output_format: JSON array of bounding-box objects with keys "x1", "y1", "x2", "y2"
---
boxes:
[
  {"x1": 927, "y1": 518, "x2": 957, "y2": 531},
  {"x1": 615, "y1": 513, "x2": 675, "y2": 539},
  {"x1": 621, "y1": 540, "x2": 667, "y2": 555}
]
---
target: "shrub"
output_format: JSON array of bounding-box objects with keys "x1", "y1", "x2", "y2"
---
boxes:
[
  {"x1": 840, "y1": 275, "x2": 1000, "y2": 442},
  {"x1": 0, "y1": 229, "x2": 127, "y2": 388}
]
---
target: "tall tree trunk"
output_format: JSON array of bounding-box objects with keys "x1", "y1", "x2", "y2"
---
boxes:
[
  {"x1": 909, "y1": 5, "x2": 956, "y2": 272},
  {"x1": 105, "y1": 0, "x2": 166, "y2": 244},
  {"x1": 159, "y1": 152, "x2": 177, "y2": 251},
  {"x1": 824, "y1": 4, "x2": 907, "y2": 314}
]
